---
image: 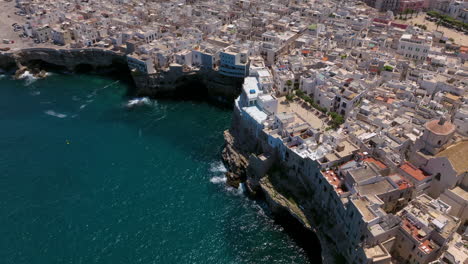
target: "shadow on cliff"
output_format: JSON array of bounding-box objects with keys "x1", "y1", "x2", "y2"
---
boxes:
[
  {"x1": 22, "y1": 59, "x2": 136, "y2": 94},
  {"x1": 254, "y1": 193, "x2": 323, "y2": 264},
  {"x1": 137, "y1": 74, "x2": 240, "y2": 109}
]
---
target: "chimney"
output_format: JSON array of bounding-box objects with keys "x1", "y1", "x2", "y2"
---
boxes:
[{"x1": 438, "y1": 116, "x2": 446, "y2": 125}]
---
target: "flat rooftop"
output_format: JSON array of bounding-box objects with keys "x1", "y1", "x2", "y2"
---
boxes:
[
  {"x1": 349, "y1": 163, "x2": 381, "y2": 183},
  {"x1": 353, "y1": 198, "x2": 378, "y2": 222},
  {"x1": 277, "y1": 97, "x2": 325, "y2": 130},
  {"x1": 357, "y1": 179, "x2": 395, "y2": 199}
]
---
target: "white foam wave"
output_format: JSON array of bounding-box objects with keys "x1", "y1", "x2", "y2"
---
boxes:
[
  {"x1": 18, "y1": 71, "x2": 38, "y2": 86},
  {"x1": 226, "y1": 182, "x2": 245, "y2": 196},
  {"x1": 126, "y1": 97, "x2": 152, "y2": 108},
  {"x1": 30, "y1": 91, "x2": 41, "y2": 96},
  {"x1": 210, "y1": 176, "x2": 227, "y2": 184},
  {"x1": 209, "y1": 161, "x2": 227, "y2": 173},
  {"x1": 0, "y1": 74, "x2": 5, "y2": 79},
  {"x1": 79, "y1": 104, "x2": 87, "y2": 109},
  {"x1": 44, "y1": 110, "x2": 67, "y2": 118}
]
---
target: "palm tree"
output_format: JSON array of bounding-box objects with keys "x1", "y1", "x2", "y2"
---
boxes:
[{"x1": 436, "y1": 18, "x2": 442, "y2": 30}]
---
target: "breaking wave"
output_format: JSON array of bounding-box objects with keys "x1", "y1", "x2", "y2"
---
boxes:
[
  {"x1": 18, "y1": 71, "x2": 38, "y2": 86},
  {"x1": 209, "y1": 161, "x2": 227, "y2": 173},
  {"x1": 125, "y1": 97, "x2": 153, "y2": 108},
  {"x1": 226, "y1": 182, "x2": 246, "y2": 196},
  {"x1": 210, "y1": 176, "x2": 227, "y2": 184},
  {"x1": 208, "y1": 161, "x2": 244, "y2": 196},
  {"x1": 44, "y1": 110, "x2": 67, "y2": 118}
]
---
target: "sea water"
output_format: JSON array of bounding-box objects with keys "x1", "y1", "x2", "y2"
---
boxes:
[{"x1": 0, "y1": 74, "x2": 317, "y2": 264}]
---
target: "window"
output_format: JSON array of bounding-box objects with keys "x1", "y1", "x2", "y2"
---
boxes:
[{"x1": 435, "y1": 173, "x2": 441, "y2": 181}]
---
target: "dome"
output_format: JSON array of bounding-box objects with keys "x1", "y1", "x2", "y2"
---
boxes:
[{"x1": 425, "y1": 118, "x2": 455, "y2": 135}]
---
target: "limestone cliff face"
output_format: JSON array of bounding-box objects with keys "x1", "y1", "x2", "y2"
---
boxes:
[
  {"x1": 12, "y1": 48, "x2": 127, "y2": 71},
  {"x1": 131, "y1": 66, "x2": 242, "y2": 103},
  {"x1": 0, "y1": 48, "x2": 242, "y2": 102},
  {"x1": 222, "y1": 130, "x2": 249, "y2": 188},
  {"x1": 0, "y1": 53, "x2": 17, "y2": 71},
  {"x1": 222, "y1": 104, "x2": 346, "y2": 263}
]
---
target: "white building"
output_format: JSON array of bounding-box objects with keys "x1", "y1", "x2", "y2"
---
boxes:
[
  {"x1": 397, "y1": 34, "x2": 431, "y2": 61},
  {"x1": 219, "y1": 46, "x2": 249, "y2": 78}
]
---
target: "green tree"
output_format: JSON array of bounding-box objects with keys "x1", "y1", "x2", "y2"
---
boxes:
[
  {"x1": 404, "y1": 9, "x2": 410, "y2": 19},
  {"x1": 285, "y1": 80, "x2": 293, "y2": 91},
  {"x1": 329, "y1": 112, "x2": 345, "y2": 129}
]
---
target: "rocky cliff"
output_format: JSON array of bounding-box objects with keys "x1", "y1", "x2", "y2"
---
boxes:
[
  {"x1": 131, "y1": 65, "x2": 242, "y2": 103},
  {"x1": 222, "y1": 104, "x2": 347, "y2": 264},
  {"x1": 10, "y1": 48, "x2": 127, "y2": 71},
  {"x1": 0, "y1": 48, "x2": 242, "y2": 104}
]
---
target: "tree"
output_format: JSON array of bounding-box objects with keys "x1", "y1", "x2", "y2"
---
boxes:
[
  {"x1": 436, "y1": 18, "x2": 442, "y2": 30},
  {"x1": 285, "y1": 80, "x2": 293, "y2": 91},
  {"x1": 329, "y1": 112, "x2": 345, "y2": 129},
  {"x1": 404, "y1": 9, "x2": 410, "y2": 19}
]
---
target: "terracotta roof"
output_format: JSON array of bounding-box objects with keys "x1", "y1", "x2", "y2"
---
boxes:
[
  {"x1": 363, "y1": 157, "x2": 387, "y2": 169},
  {"x1": 400, "y1": 162, "x2": 429, "y2": 181},
  {"x1": 436, "y1": 141, "x2": 468, "y2": 175},
  {"x1": 425, "y1": 119, "x2": 455, "y2": 135}
]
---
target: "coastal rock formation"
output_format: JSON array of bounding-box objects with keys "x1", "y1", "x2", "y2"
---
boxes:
[
  {"x1": 0, "y1": 48, "x2": 242, "y2": 104},
  {"x1": 222, "y1": 130, "x2": 249, "y2": 188},
  {"x1": 131, "y1": 65, "x2": 242, "y2": 103},
  {"x1": 12, "y1": 48, "x2": 127, "y2": 72},
  {"x1": 221, "y1": 102, "x2": 345, "y2": 264},
  {"x1": 0, "y1": 53, "x2": 17, "y2": 71}
]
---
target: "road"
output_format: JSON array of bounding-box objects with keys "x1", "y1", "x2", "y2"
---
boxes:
[{"x1": 0, "y1": 0, "x2": 36, "y2": 50}]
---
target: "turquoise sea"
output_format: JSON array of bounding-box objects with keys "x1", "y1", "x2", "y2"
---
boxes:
[{"x1": 0, "y1": 73, "x2": 318, "y2": 264}]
